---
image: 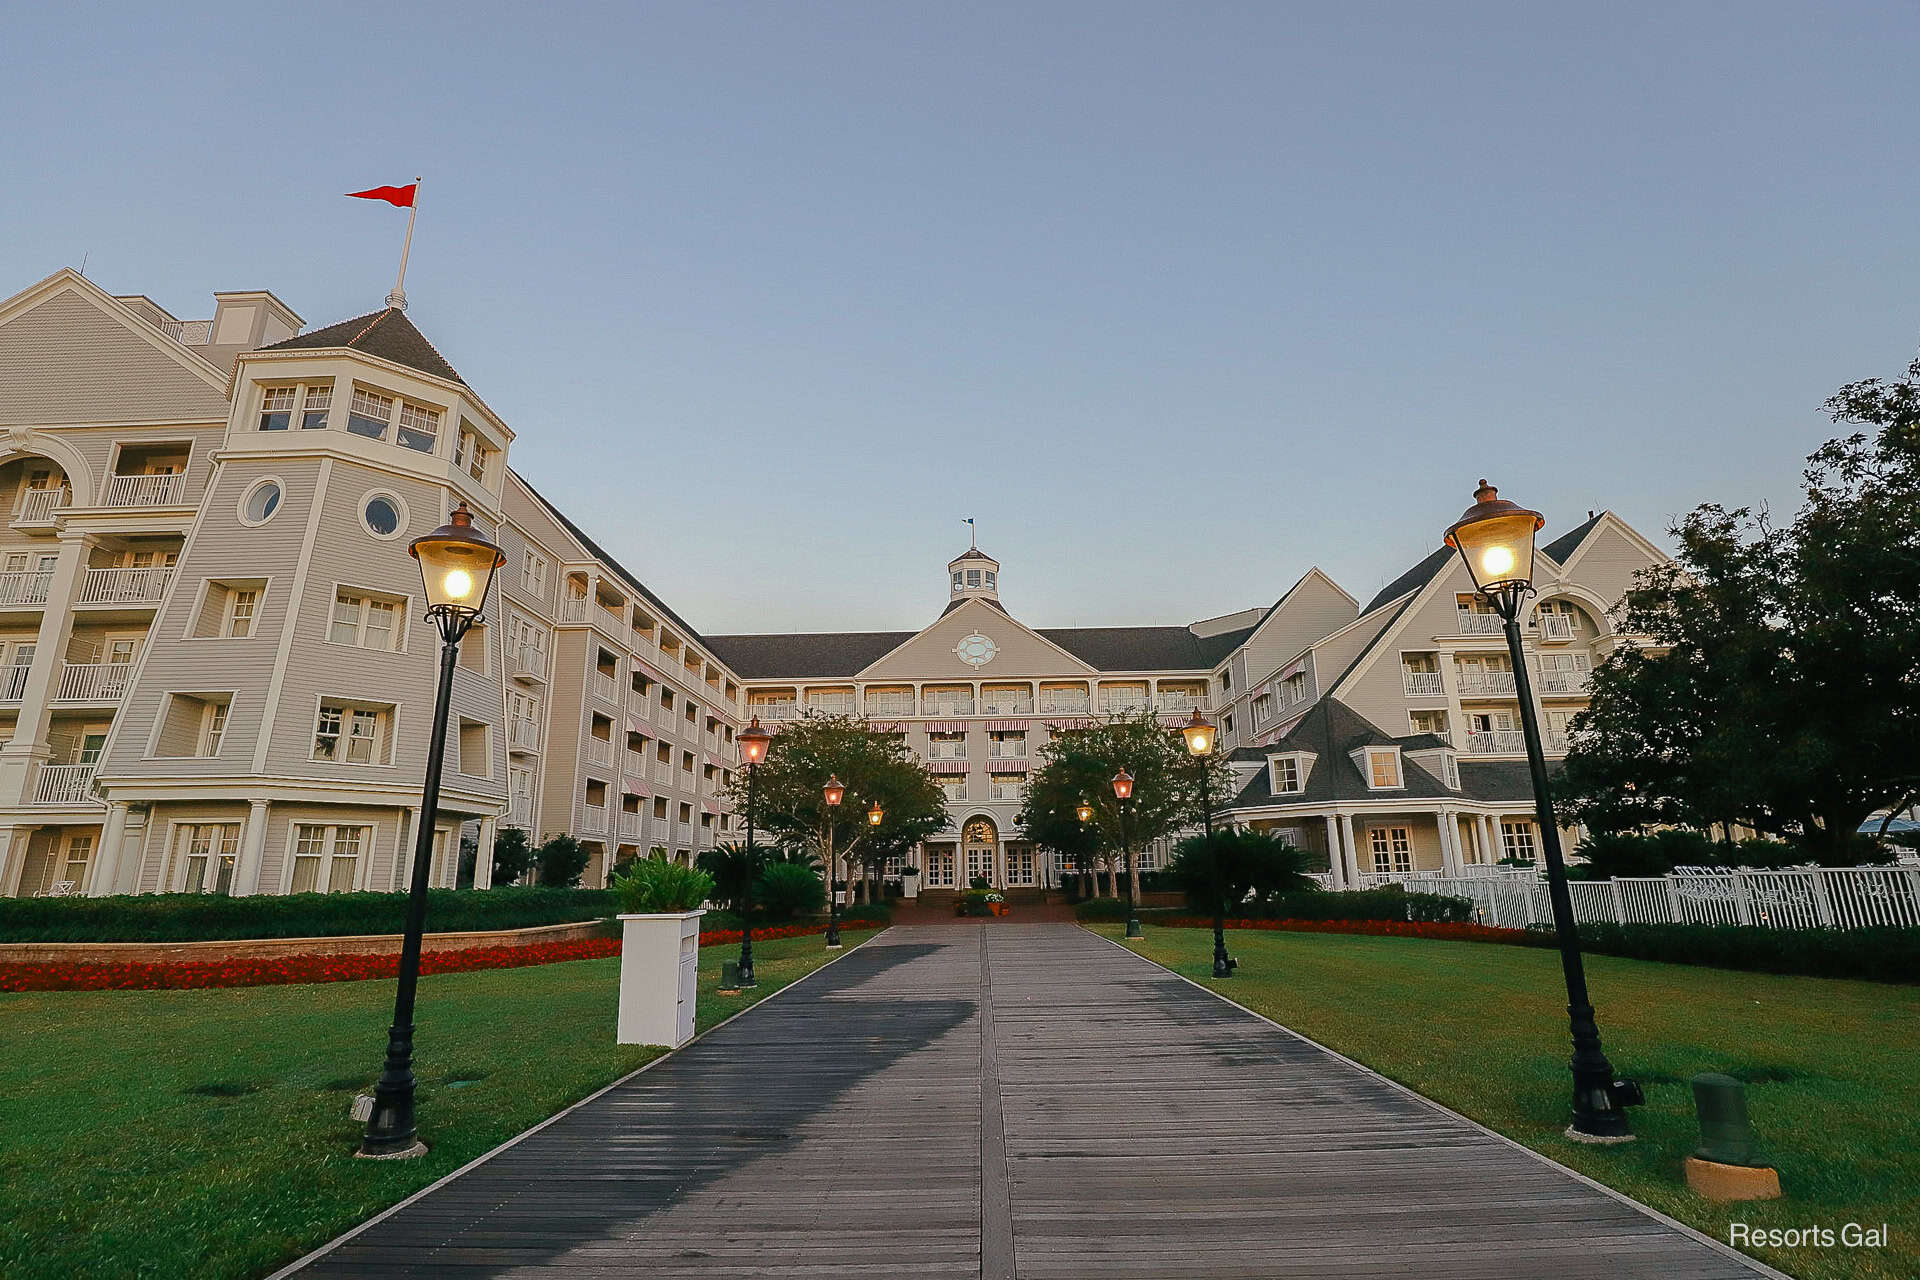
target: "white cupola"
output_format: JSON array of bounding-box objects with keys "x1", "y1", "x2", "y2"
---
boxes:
[{"x1": 948, "y1": 545, "x2": 1000, "y2": 603}]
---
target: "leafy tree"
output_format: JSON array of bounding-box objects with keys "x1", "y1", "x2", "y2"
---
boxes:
[
  {"x1": 756, "y1": 863, "x2": 826, "y2": 920},
  {"x1": 1164, "y1": 828, "x2": 1316, "y2": 915},
  {"x1": 1561, "y1": 352, "x2": 1920, "y2": 857},
  {"x1": 491, "y1": 827, "x2": 535, "y2": 886},
  {"x1": 1020, "y1": 710, "x2": 1233, "y2": 901},
  {"x1": 535, "y1": 834, "x2": 590, "y2": 888},
  {"x1": 723, "y1": 714, "x2": 946, "y2": 904}
]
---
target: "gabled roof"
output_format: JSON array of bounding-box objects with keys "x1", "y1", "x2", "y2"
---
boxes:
[
  {"x1": 1360, "y1": 545, "x2": 1455, "y2": 615},
  {"x1": 1034, "y1": 624, "x2": 1255, "y2": 672},
  {"x1": 1225, "y1": 697, "x2": 1456, "y2": 806},
  {"x1": 704, "y1": 632, "x2": 916, "y2": 680},
  {"x1": 262, "y1": 307, "x2": 465, "y2": 385},
  {"x1": 951, "y1": 547, "x2": 996, "y2": 563},
  {"x1": 940, "y1": 596, "x2": 1008, "y2": 617},
  {"x1": 1541, "y1": 512, "x2": 1605, "y2": 566}
]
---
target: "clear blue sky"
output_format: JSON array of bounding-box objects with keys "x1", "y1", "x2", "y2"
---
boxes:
[{"x1": 5, "y1": 3, "x2": 1917, "y2": 634}]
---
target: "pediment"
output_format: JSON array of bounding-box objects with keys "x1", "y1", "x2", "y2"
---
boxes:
[{"x1": 857, "y1": 598, "x2": 1097, "y2": 680}]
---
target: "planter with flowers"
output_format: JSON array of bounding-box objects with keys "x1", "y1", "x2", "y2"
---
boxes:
[
  {"x1": 612, "y1": 855, "x2": 713, "y2": 1047},
  {"x1": 958, "y1": 890, "x2": 1007, "y2": 918}
]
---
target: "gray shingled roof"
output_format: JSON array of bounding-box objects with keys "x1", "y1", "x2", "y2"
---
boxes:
[
  {"x1": 1542, "y1": 512, "x2": 1605, "y2": 565},
  {"x1": 262, "y1": 308, "x2": 464, "y2": 384},
  {"x1": 1036, "y1": 624, "x2": 1254, "y2": 672},
  {"x1": 706, "y1": 619, "x2": 1259, "y2": 680},
  {"x1": 1360, "y1": 545, "x2": 1455, "y2": 615}
]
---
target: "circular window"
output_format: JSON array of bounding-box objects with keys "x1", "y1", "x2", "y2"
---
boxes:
[
  {"x1": 239, "y1": 479, "x2": 282, "y2": 526},
  {"x1": 954, "y1": 633, "x2": 998, "y2": 667},
  {"x1": 362, "y1": 493, "x2": 407, "y2": 539}
]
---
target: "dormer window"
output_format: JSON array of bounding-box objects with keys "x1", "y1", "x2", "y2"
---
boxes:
[
  {"x1": 258, "y1": 382, "x2": 332, "y2": 432},
  {"x1": 396, "y1": 402, "x2": 440, "y2": 453},
  {"x1": 455, "y1": 422, "x2": 492, "y2": 482},
  {"x1": 1366, "y1": 748, "x2": 1402, "y2": 790},
  {"x1": 1270, "y1": 755, "x2": 1302, "y2": 794},
  {"x1": 300, "y1": 384, "x2": 331, "y2": 430},
  {"x1": 348, "y1": 388, "x2": 394, "y2": 440},
  {"x1": 259, "y1": 387, "x2": 296, "y2": 431}
]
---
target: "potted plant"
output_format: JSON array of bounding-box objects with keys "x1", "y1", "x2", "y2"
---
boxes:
[
  {"x1": 611, "y1": 854, "x2": 714, "y2": 1048},
  {"x1": 899, "y1": 864, "x2": 920, "y2": 899}
]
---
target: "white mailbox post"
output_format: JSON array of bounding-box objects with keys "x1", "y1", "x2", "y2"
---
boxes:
[{"x1": 616, "y1": 910, "x2": 705, "y2": 1047}]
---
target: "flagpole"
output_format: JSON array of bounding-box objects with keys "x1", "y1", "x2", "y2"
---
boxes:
[{"x1": 387, "y1": 176, "x2": 422, "y2": 311}]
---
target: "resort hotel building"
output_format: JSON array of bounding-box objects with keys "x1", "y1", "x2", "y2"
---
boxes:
[{"x1": 0, "y1": 266, "x2": 1671, "y2": 900}]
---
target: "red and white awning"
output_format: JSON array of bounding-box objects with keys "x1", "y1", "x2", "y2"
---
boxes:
[{"x1": 928, "y1": 759, "x2": 971, "y2": 775}]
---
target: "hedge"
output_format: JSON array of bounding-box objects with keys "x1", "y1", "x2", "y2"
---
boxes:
[
  {"x1": 1521, "y1": 920, "x2": 1920, "y2": 984},
  {"x1": 0, "y1": 887, "x2": 618, "y2": 944},
  {"x1": 1075, "y1": 887, "x2": 1471, "y2": 925}
]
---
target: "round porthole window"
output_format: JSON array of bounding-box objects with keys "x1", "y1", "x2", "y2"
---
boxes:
[
  {"x1": 362, "y1": 493, "x2": 406, "y2": 539},
  {"x1": 239, "y1": 479, "x2": 282, "y2": 526}
]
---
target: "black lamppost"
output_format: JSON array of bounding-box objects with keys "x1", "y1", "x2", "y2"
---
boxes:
[
  {"x1": 736, "y1": 717, "x2": 772, "y2": 988},
  {"x1": 1444, "y1": 480, "x2": 1635, "y2": 1142},
  {"x1": 823, "y1": 774, "x2": 844, "y2": 948},
  {"x1": 1183, "y1": 708, "x2": 1232, "y2": 978},
  {"x1": 865, "y1": 800, "x2": 884, "y2": 907},
  {"x1": 1075, "y1": 798, "x2": 1093, "y2": 898},
  {"x1": 1112, "y1": 768, "x2": 1142, "y2": 939},
  {"x1": 359, "y1": 503, "x2": 503, "y2": 1159}
]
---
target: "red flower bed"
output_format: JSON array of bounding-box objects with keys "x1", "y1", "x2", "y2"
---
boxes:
[
  {"x1": 1154, "y1": 916, "x2": 1531, "y2": 945},
  {"x1": 0, "y1": 919, "x2": 884, "y2": 992}
]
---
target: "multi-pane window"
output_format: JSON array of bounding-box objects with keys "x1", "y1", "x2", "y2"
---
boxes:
[
  {"x1": 62, "y1": 834, "x2": 95, "y2": 888},
  {"x1": 396, "y1": 402, "x2": 440, "y2": 453},
  {"x1": 987, "y1": 730, "x2": 1025, "y2": 759},
  {"x1": 300, "y1": 383, "x2": 331, "y2": 429},
  {"x1": 520, "y1": 550, "x2": 548, "y2": 597},
  {"x1": 314, "y1": 702, "x2": 391, "y2": 765},
  {"x1": 347, "y1": 388, "x2": 394, "y2": 439},
  {"x1": 1409, "y1": 709, "x2": 1449, "y2": 739},
  {"x1": 929, "y1": 732, "x2": 966, "y2": 761},
  {"x1": 201, "y1": 702, "x2": 228, "y2": 756},
  {"x1": 259, "y1": 386, "x2": 297, "y2": 430},
  {"x1": 1367, "y1": 750, "x2": 1402, "y2": 789},
  {"x1": 1283, "y1": 672, "x2": 1308, "y2": 703},
  {"x1": 1501, "y1": 820, "x2": 1539, "y2": 862},
  {"x1": 988, "y1": 774, "x2": 1023, "y2": 800},
  {"x1": 940, "y1": 777, "x2": 968, "y2": 802},
  {"x1": 225, "y1": 588, "x2": 257, "y2": 638},
  {"x1": 179, "y1": 823, "x2": 240, "y2": 894},
  {"x1": 290, "y1": 823, "x2": 367, "y2": 893},
  {"x1": 1369, "y1": 826, "x2": 1413, "y2": 873},
  {"x1": 1271, "y1": 756, "x2": 1301, "y2": 793},
  {"x1": 330, "y1": 590, "x2": 402, "y2": 650}
]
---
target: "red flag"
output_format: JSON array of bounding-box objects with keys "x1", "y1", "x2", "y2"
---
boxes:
[{"x1": 346, "y1": 183, "x2": 417, "y2": 208}]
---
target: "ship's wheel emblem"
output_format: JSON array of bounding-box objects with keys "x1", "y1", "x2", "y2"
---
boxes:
[{"x1": 955, "y1": 633, "x2": 998, "y2": 667}]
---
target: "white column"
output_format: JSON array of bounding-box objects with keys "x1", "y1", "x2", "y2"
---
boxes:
[
  {"x1": 1437, "y1": 810, "x2": 1462, "y2": 876},
  {"x1": 1338, "y1": 812, "x2": 1361, "y2": 885},
  {"x1": 395, "y1": 807, "x2": 419, "y2": 891},
  {"x1": 1481, "y1": 814, "x2": 1501, "y2": 863},
  {"x1": 232, "y1": 798, "x2": 271, "y2": 896},
  {"x1": 0, "y1": 533, "x2": 96, "y2": 806},
  {"x1": 88, "y1": 801, "x2": 131, "y2": 897},
  {"x1": 475, "y1": 815, "x2": 498, "y2": 890},
  {"x1": 0, "y1": 828, "x2": 23, "y2": 897},
  {"x1": 1323, "y1": 814, "x2": 1346, "y2": 889}
]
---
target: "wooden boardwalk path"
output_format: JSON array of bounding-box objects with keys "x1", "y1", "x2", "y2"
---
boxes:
[{"x1": 286, "y1": 923, "x2": 1776, "y2": 1279}]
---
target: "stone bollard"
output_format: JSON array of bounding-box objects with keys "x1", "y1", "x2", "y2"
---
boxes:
[{"x1": 1684, "y1": 1072, "x2": 1782, "y2": 1201}]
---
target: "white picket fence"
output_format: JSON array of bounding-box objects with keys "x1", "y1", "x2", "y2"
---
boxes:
[{"x1": 1338, "y1": 865, "x2": 1920, "y2": 931}]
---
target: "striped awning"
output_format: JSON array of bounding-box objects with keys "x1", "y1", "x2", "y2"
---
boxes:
[
  {"x1": 703, "y1": 802, "x2": 722, "y2": 816},
  {"x1": 927, "y1": 720, "x2": 968, "y2": 734},
  {"x1": 983, "y1": 719, "x2": 1031, "y2": 732},
  {"x1": 868, "y1": 721, "x2": 906, "y2": 734},
  {"x1": 928, "y1": 759, "x2": 971, "y2": 775},
  {"x1": 1045, "y1": 718, "x2": 1097, "y2": 731},
  {"x1": 986, "y1": 758, "x2": 1030, "y2": 772}
]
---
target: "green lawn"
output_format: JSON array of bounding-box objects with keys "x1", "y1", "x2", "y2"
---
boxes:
[
  {"x1": 0, "y1": 928, "x2": 877, "y2": 1280},
  {"x1": 1091, "y1": 923, "x2": 1917, "y2": 1280}
]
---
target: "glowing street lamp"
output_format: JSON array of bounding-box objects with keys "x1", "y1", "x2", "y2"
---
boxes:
[
  {"x1": 1445, "y1": 480, "x2": 1637, "y2": 1142},
  {"x1": 823, "y1": 774, "x2": 845, "y2": 949},
  {"x1": 1184, "y1": 710, "x2": 1232, "y2": 978},
  {"x1": 359, "y1": 504, "x2": 503, "y2": 1159},
  {"x1": 735, "y1": 717, "x2": 773, "y2": 987},
  {"x1": 1112, "y1": 768, "x2": 1142, "y2": 939}
]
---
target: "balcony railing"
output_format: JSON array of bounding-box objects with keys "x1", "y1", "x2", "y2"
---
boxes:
[
  {"x1": 805, "y1": 697, "x2": 856, "y2": 716},
  {"x1": 79, "y1": 566, "x2": 172, "y2": 605},
  {"x1": 0, "y1": 571, "x2": 52, "y2": 607},
  {"x1": 923, "y1": 699, "x2": 975, "y2": 716},
  {"x1": 1464, "y1": 729, "x2": 1526, "y2": 755},
  {"x1": 507, "y1": 799, "x2": 535, "y2": 830},
  {"x1": 927, "y1": 746, "x2": 968, "y2": 761},
  {"x1": 1155, "y1": 694, "x2": 1205, "y2": 713},
  {"x1": 1547, "y1": 730, "x2": 1572, "y2": 754},
  {"x1": 509, "y1": 720, "x2": 540, "y2": 752},
  {"x1": 1098, "y1": 695, "x2": 1150, "y2": 714},
  {"x1": 862, "y1": 695, "x2": 915, "y2": 717},
  {"x1": 1538, "y1": 670, "x2": 1592, "y2": 695},
  {"x1": 560, "y1": 596, "x2": 590, "y2": 622},
  {"x1": 511, "y1": 645, "x2": 546, "y2": 680},
  {"x1": 1402, "y1": 670, "x2": 1444, "y2": 697},
  {"x1": 587, "y1": 736, "x2": 615, "y2": 766},
  {"x1": 1455, "y1": 670, "x2": 1517, "y2": 696},
  {"x1": 579, "y1": 802, "x2": 608, "y2": 836},
  {"x1": 14, "y1": 488, "x2": 68, "y2": 522},
  {"x1": 619, "y1": 812, "x2": 644, "y2": 839},
  {"x1": 104, "y1": 473, "x2": 185, "y2": 507},
  {"x1": 1036, "y1": 695, "x2": 1092, "y2": 715},
  {"x1": 1456, "y1": 610, "x2": 1503, "y2": 634},
  {"x1": 627, "y1": 694, "x2": 650, "y2": 720},
  {"x1": 1537, "y1": 615, "x2": 1575, "y2": 641},
  {"x1": 0, "y1": 665, "x2": 28, "y2": 702},
  {"x1": 653, "y1": 762, "x2": 672, "y2": 783},
  {"x1": 591, "y1": 672, "x2": 618, "y2": 704},
  {"x1": 988, "y1": 781, "x2": 1023, "y2": 801},
  {"x1": 35, "y1": 762, "x2": 101, "y2": 806},
  {"x1": 977, "y1": 697, "x2": 1034, "y2": 715},
  {"x1": 56, "y1": 662, "x2": 133, "y2": 703},
  {"x1": 748, "y1": 702, "x2": 800, "y2": 721},
  {"x1": 987, "y1": 745, "x2": 1027, "y2": 759}
]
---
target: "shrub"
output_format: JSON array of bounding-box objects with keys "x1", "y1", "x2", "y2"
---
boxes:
[
  {"x1": 0, "y1": 887, "x2": 616, "y2": 944},
  {"x1": 610, "y1": 855, "x2": 713, "y2": 915},
  {"x1": 970, "y1": 876, "x2": 992, "y2": 891},
  {"x1": 1164, "y1": 830, "x2": 1317, "y2": 912},
  {"x1": 492, "y1": 827, "x2": 535, "y2": 885},
  {"x1": 536, "y1": 835, "x2": 590, "y2": 888},
  {"x1": 1523, "y1": 921, "x2": 1920, "y2": 984},
  {"x1": 838, "y1": 901, "x2": 894, "y2": 925},
  {"x1": 756, "y1": 863, "x2": 825, "y2": 921},
  {"x1": 1569, "y1": 829, "x2": 1896, "y2": 878},
  {"x1": 1265, "y1": 888, "x2": 1473, "y2": 924}
]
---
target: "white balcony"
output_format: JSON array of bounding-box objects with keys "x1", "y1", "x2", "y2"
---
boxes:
[
  {"x1": 627, "y1": 694, "x2": 650, "y2": 720},
  {"x1": 0, "y1": 665, "x2": 28, "y2": 702},
  {"x1": 619, "y1": 811, "x2": 644, "y2": 839},
  {"x1": 1155, "y1": 693, "x2": 1205, "y2": 713},
  {"x1": 597, "y1": 604, "x2": 625, "y2": 635},
  {"x1": 56, "y1": 662, "x2": 133, "y2": 703},
  {"x1": 591, "y1": 672, "x2": 618, "y2": 704},
  {"x1": 653, "y1": 763, "x2": 673, "y2": 783},
  {"x1": 509, "y1": 720, "x2": 540, "y2": 752},
  {"x1": 0, "y1": 571, "x2": 52, "y2": 607},
  {"x1": 1402, "y1": 670, "x2": 1444, "y2": 697},
  {"x1": 1464, "y1": 729, "x2": 1526, "y2": 755},
  {"x1": 1098, "y1": 695, "x2": 1150, "y2": 714},
  {"x1": 988, "y1": 780, "x2": 1024, "y2": 801},
  {"x1": 923, "y1": 698, "x2": 976, "y2": 716},
  {"x1": 1538, "y1": 670, "x2": 1592, "y2": 695},
  {"x1": 805, "y1": 696, "x2": 856, "y2": 716},
  {"x1": 987, "y1": 745, "x2": 1027, "y2": 760},
  {"x1": 14, "y1": 488, "x2": 69, "y2": 523},
  {"x1": 1547, "y1": 730, "x2": 1572, "y2": 754},
  {"x1": 1456, "y1": 611, "x2": 1503, "y2": 635},
  {"x1": 79, "y1": 566, "x2": 172, "y2": 605},
  {"x1": 1537, "y1": 615, "x2": 1575, "y2": 641},
  {"x1": 104, "y1": 473, "x2": 185, "y2": 507},
  {"x1": 579, "y1": 801, "x2": 610, "y2": 836},
  {"x1": 560, "y1": 596, "x2": 590, "y2": 623},
  {"x1": 862, "y1": 695, "x2": 915, "y2": 717},
  {"x1": 676, "y1": 821, "x2": 693, "y2": 843},
  {"x1": 1455, "y1": 670, "x2": 1517, "y2": 696},
  {"x1": 927, "y1": 746, "x2": 968, "y2": 762},
  {"x1": 511, "y1": 644, "x2": 546, "y2": 681},
  {"x1": 748, "y1": 701, "x2": 800, "y2": 721},
  {"x1": 35, "y1": 762, "x2": 101, "y2": 806},
  {"x1": 1037, "y1": 695, "x2": 1092, "y2": 715},
  {"x1": 587, "y1": 736, "x2": 615, "y2": 767},
  {"x1": 507, "y1": 798, "x2": 535, "y2": 830},
  {"x1": 977, "y1": 696, "x2": 1034, "y2": 715}
]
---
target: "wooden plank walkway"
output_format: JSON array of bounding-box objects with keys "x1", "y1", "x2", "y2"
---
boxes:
[{"x1": 286, "y1": 923, "x2": 1775, "y2": 1279}]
